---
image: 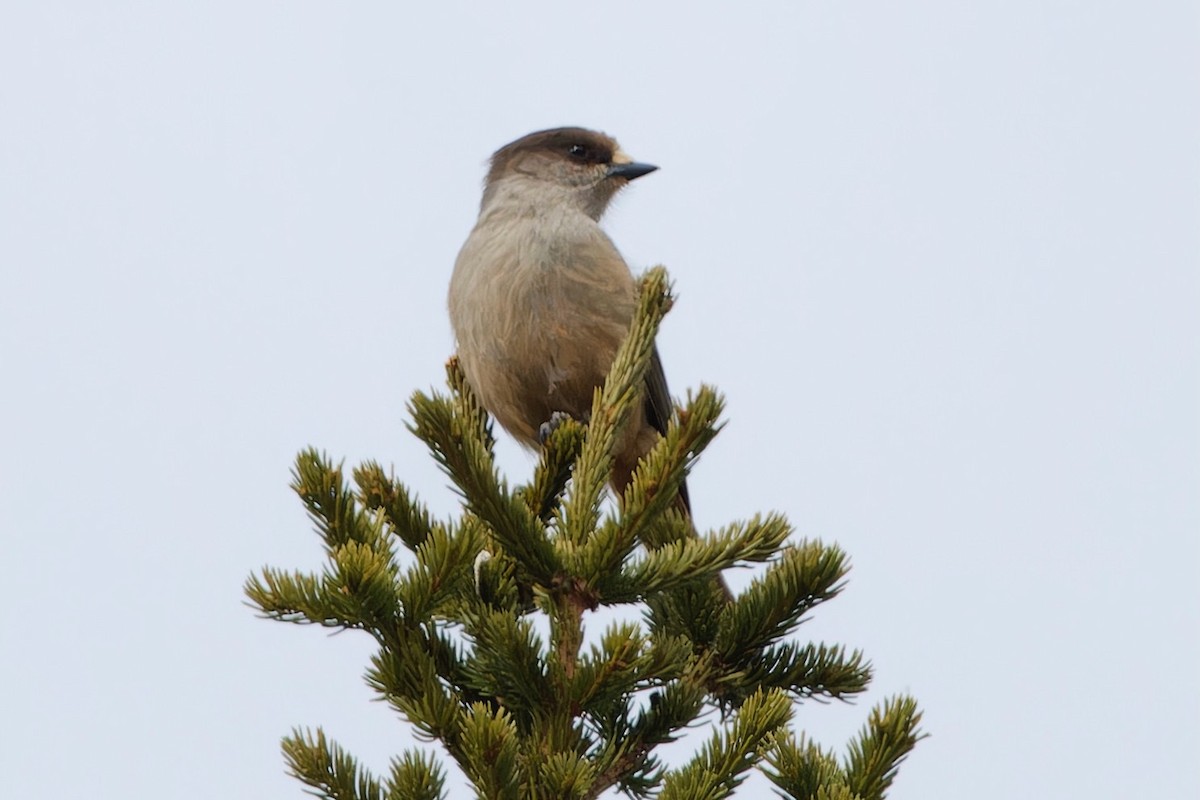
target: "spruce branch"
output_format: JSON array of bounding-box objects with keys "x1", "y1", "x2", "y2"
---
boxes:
[
  {"x1": 760, "y1": 730, "x2": 847, "y2": 800},
  {"x1": 570, "y1": 625, "x2": 690, "y2": 716},
  {"x1": 282, "y1": 727, "x2": 384, "y2": 800},
  {"x1": 386, "y1": 750, "x2": 446, "y2": 800},
  {"x1": 716, "y1": 540, "x2": 850, "y2": 659},
  {"x1": 737, "y1": 641, "x2": 872, "y2": 701},
  {"x1": 458, "y1": 703, "x2": 522, "y2": 800},
  {"x1": 517, "y1": 413, "x2": 587, "y2": 524},
  {"x1": 397, "y1": 517, "x2": 490, "y2": 622},
  {"x1": 445, "y1": 355, "x2": 496, "y2": 455},
  {"x1": 354, "y1": 460, "x2": 435, "y2": 550},
  {"x1": 460, "y1": 608, "x2": 552, "y2": 726},
  {"x1": 560, "y1": 266, "x2": 674, "y2": 550},
  {"x1": 762, "y1": 695, "x2": 925, "y2": 800},
  {"x1": 844, "y1": 696, "x2": 927, "y2": 799},
  {"x1": 534, "y1": 751, "x2": 597, "y2": 800},
  {"x1": 290, "y1": 449, "x2": 400, "y2": 561},
  {"x1": 611, "y1": 513, "x2": 792, "y2": 602},
  {"x1": 366, "y1": 639, "x2": 465, "y2": 746},
  {"x1": 245, "y1": 567, "x2": 354, "y2": 629},
  {"x1": 581, "y1": 387, "x2": 726, "y2": 592},
  {"x1": 619, "y1": 386, "x2": 725, "y2": 547},
  {"x1": 658, "y1": 688, "x2": 793, "y2": 800},
  {"x1": 408, "y1": 387, "x2": 560, "y2": 584}
]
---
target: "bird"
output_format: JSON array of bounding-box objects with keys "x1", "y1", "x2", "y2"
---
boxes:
[{"x1": 448, "y1": 127, "x2": 730, "y2": 600}]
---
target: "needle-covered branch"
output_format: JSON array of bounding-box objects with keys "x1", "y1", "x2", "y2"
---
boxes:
[
  {"x1": 561, "y1": 266, "x2": 676, "y2": 549},
  {"x1": 282, "y1": 727, "x2": 387, "y2": 800},
  {"x1": 408, "y1": 384, "x2": 561, "y2": 584},
  {"x1": 762, "y1": 695, "x2": 926, "y2": 800},
  {"x1": 658, "y1": 689, "x2": 794, "y2": 800},
  {"x1": 716, "y1": 540, "x2": 850, "y2": 658},
  {"x1": 607, "y1": 514, "x2": 790, "y2": 602}
]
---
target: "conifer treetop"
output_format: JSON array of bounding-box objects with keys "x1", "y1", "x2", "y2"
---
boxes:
[{"x1": 246, "y1": 266, "x2": 924, "y2": 799}]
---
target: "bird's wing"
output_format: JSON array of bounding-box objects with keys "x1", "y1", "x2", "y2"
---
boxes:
[{"x1": 645, "y1": 345, "x2": 691, "y2": 514}]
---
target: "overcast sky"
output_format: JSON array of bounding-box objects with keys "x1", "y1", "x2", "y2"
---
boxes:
[{"x1": 2, "y1": 3, "x2": 1196, "y2": 798}]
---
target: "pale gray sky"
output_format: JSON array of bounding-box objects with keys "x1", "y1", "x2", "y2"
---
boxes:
[{"x1": 2, "y1": 3, "x2": 1196, "y2": 798}]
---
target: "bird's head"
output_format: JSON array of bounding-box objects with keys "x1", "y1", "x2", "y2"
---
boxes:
[{"x1": 483, "y1": 127, "x2": 657, "y2": 220}]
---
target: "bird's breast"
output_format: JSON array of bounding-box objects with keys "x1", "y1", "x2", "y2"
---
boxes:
[{"x1": 448, "y1": 211, "x2": 638, "y2": 444}]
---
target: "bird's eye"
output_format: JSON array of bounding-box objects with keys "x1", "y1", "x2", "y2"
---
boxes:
[{"x1": 567, "y1": 144, "x2": 590, "y2": 161}]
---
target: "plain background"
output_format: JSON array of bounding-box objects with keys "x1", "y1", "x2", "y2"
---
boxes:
[{"x1": 2, "y1": 3, "x2": 1196, "y2": 798}]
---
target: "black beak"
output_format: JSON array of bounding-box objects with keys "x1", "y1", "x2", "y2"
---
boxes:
[{"x1": 607, "y1": 162, "x2": 658, "y2": 181}]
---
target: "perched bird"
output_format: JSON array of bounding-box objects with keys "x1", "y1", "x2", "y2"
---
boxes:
[{"x1": 448, "y1": 127, "x2": 729, "y2": 599}]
